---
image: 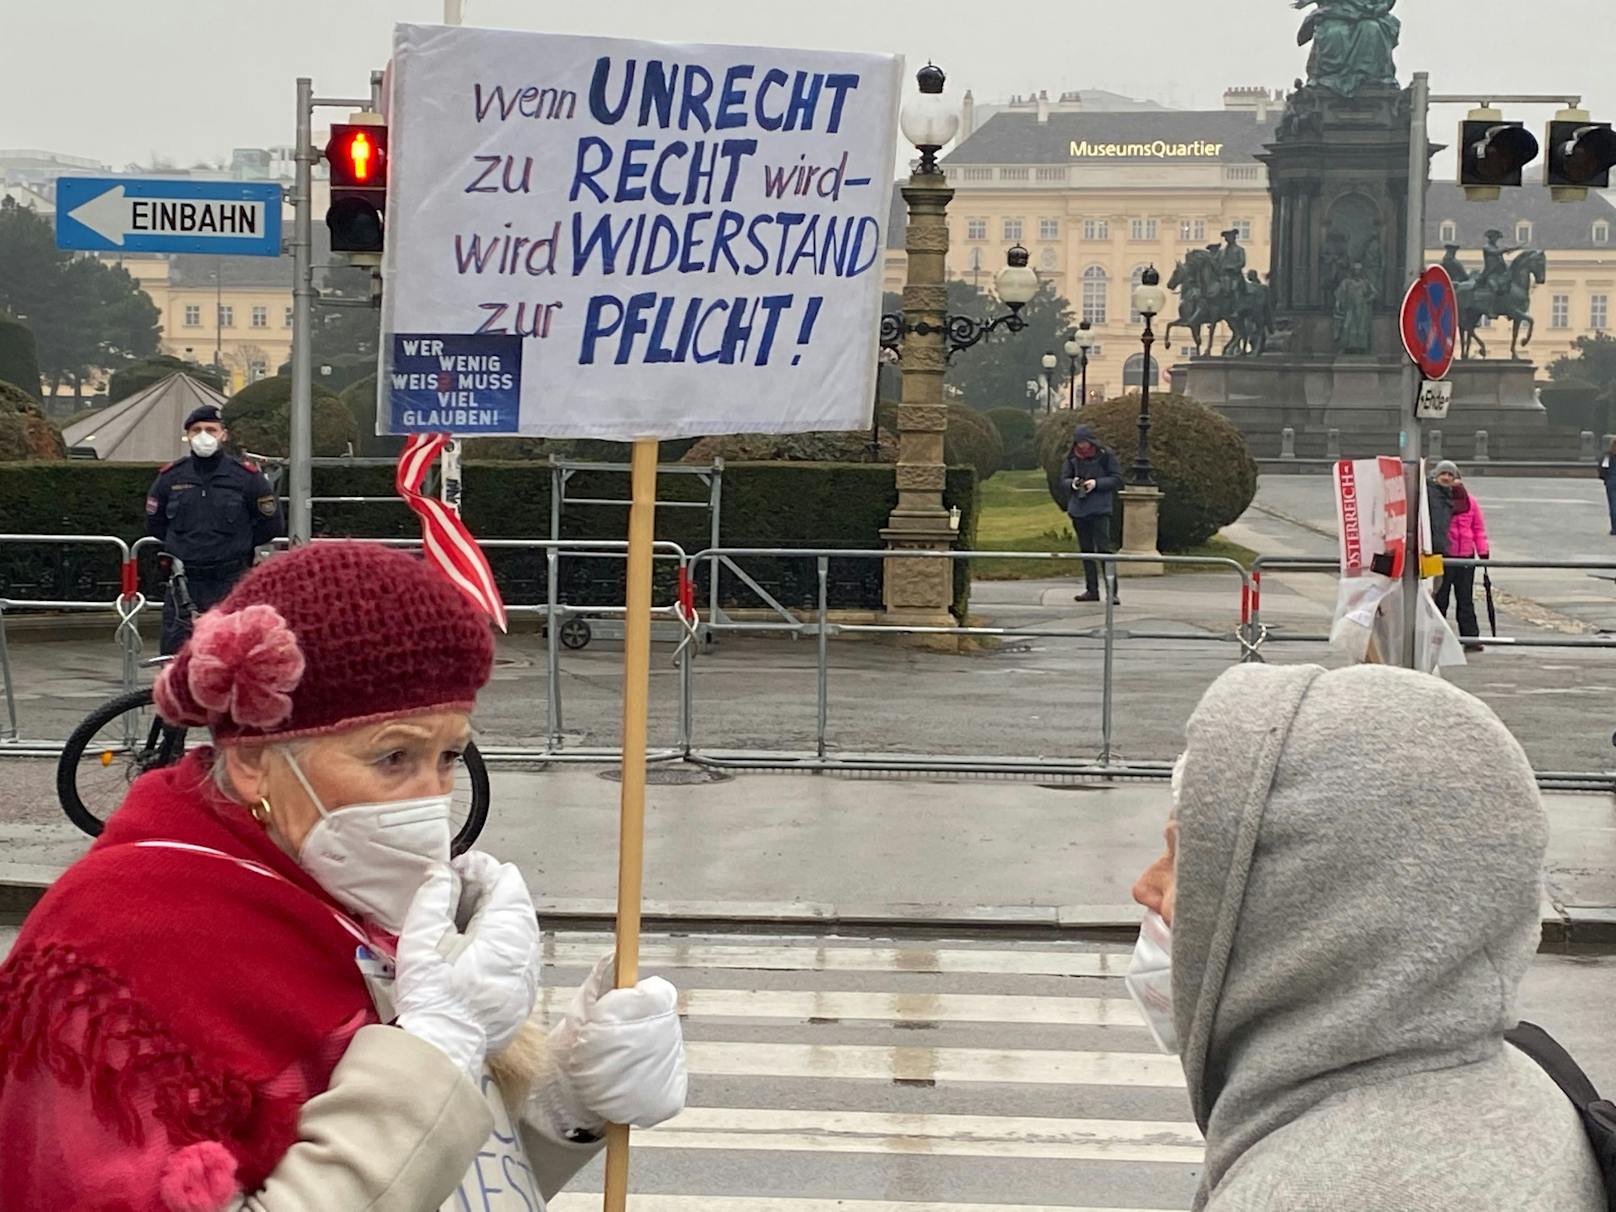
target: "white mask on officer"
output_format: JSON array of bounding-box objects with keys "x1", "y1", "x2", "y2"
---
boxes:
[{"x1": 189, "y1": 430, "x2": 221, "y2": 458}]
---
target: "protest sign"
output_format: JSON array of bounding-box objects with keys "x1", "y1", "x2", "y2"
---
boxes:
[{"x1": 379, "y1": 24, "x2": 902, "y2": 439}]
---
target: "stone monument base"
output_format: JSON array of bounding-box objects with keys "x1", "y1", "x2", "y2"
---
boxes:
[
  {"x1": 1117, "y1": 487, "x2": 1164, "y2": 577},
  {"x1": 1170, "y1": 355, "x2": 1579, "y2": 461}
]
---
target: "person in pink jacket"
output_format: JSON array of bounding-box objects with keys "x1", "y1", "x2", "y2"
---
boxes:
[{"x1": 1435, "y1": 470, "x2": 1490, "y2": 651}]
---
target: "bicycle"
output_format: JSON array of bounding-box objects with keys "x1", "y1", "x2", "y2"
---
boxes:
[{"x1": 56, "y1": 555, "x2": 490, "y2": 854}]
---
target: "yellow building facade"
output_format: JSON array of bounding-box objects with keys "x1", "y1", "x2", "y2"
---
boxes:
[
  {"x1": 883, "y1": 90, "x2": 1616, "y2": 396},
  {"x1": 122, "y1": 255, "x2": 293, "y2": 393}
]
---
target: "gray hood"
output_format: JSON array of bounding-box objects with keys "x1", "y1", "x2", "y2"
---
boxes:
[{"x1": 1173, "y1": 664, "x2": 1546, "y2": 1204}]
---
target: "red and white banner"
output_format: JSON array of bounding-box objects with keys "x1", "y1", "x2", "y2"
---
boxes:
[{"x1": 396, "y1": 433, "x2": 508, "y2": 632}]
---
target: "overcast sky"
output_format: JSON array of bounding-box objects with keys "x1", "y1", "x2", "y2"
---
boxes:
[{"x1": 6, "y1": 0, "x2": 1614, "y2": 175}]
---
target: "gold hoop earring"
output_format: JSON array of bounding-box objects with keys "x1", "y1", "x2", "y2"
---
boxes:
[{"x1": 251, "y1": 797, "x2": 273, "y2": 825}]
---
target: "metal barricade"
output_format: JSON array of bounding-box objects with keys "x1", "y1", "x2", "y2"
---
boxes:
[
  {"x1": 1, "y1": 534, "x2": 142, "y2": 744},
  {"x1": 6, "y1": 533, "x2": 1615, "y2": 790},
  {"x1": 1248, "y1": 554, "x2": 1616, "y2": 651},
  {"x1": 685, "y1": 546, "x2": 1253, "y2": 778}
]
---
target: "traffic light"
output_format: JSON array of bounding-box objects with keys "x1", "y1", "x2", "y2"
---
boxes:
[
  {"x1": 1545, "y1": 108, "x2": 1616, "y2": 202},
  {"x1": 1459, "y1": 106, "x2": 1539, "y2": 202},
  {"x1": 325, "y1": 118, "x2": 388, "y2": 261}
]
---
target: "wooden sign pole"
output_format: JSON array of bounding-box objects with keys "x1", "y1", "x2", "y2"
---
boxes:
[{"x1": 602, "y1": 437, "x2": 659, "y2": 1212}]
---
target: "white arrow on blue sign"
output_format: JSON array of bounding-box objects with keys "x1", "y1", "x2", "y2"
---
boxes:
[{"x1": 55, "y1": 177, "x2": 283, "y2": 257}]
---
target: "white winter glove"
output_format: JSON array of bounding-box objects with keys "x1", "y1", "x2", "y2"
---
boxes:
[
  {"x1": 530, "y1": 953, "x2": 688, "y2": 1141},
  {"x1": 394, "y1": 869, "x2": 486, "y2": 1080},
  {"x1": 447, "y1": 850, "x2": 543, "y2": 1055}
]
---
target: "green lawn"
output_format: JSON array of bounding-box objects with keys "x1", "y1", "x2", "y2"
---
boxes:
[{"x1": 971, "y1": 470, "x2": 1255, "y2": 581}]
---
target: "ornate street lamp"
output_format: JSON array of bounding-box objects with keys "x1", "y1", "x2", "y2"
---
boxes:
[
  {"x1": 1130, "y1": 266, "x2": 1167, "y2": 487},
  {"x1": 1063, "y1": 318, "x2": 1094, "y2": 409},
  {"x1": 1040, "y1": 351, "x2": 1058, "y2": 415},
  {"x1": 899, "y1": 62, "x2": 959, "y2": 176},
  {"x1": 881, "y1": 243, "x2": 1039, "y2": 360}
]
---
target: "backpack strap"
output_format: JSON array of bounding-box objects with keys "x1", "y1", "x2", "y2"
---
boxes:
[
  {"x1": 1509, "y1": 1020, "x2": 1602, "y2": 1108},
  {"x1": 1510, "y1": 1020, "x2": 1616, "y2": 1211}
]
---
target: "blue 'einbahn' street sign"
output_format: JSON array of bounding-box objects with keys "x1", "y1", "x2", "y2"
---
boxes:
[{"x1": 55, "y1": 177, "x2": 283, "y2": 257}]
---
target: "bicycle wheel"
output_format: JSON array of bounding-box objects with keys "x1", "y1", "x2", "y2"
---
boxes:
[
  {"x1": 452, "y1": 742, "x2": 491, "y2": 856},
  {"x1": 58, "y1": 688, "x2": 181, "y2": 838}
]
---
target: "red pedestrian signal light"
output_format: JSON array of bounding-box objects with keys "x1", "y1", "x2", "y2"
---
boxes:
[
  {"x1": 326, "y1": 123, "x2": 387, "y2": 188},
  {"x1": 324, "y1": 120, "x2": 388, "y2": 257},
  {"x1": 348, "y1": 131, "x2": 374, "y2": 181}
]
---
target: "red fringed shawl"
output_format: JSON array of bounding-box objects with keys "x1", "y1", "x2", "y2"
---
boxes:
[{"x1": 0, "y1": 752, "x2": 379, "y2": 1207}]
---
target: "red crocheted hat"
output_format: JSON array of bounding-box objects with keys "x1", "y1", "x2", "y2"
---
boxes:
[{"x1": 155, "y1": 542, "x2": 494, "y2": 742}]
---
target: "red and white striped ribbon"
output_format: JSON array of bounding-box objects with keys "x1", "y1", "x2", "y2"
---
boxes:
[{"x1": 396, "y1": 432, "x2": 508, "y2": 632}]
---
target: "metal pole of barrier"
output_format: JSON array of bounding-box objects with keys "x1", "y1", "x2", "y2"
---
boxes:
[
  {"x1": 1101, "y1": 556, "x2": 1116, "y2": 766},
  {"x1": 708, "y1": 464, "x2": 723, "y2": 633},
  {"x1": 678, "y1": 604, "x2": 694, "y2": 758},
  {"x1": 0, "y1": 603, "x2": 16, "y2": 741},
  {"x1": 1247, "y1": 568, "x2": 1263, "y2": 663},
  {"x1": 816, "y1": 556, "x2": 830, "y2": 761},
  {"x1": 546, "y1": 545, "x2": 562, "y2": 755}
]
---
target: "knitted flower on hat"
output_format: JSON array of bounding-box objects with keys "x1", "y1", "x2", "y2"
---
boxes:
[
  {"x1": 156, "y1": 605, "x2": 304, "y2": 731},
  {"x1": 154, "y1": 542, "x2": 494, "y2": 741}
]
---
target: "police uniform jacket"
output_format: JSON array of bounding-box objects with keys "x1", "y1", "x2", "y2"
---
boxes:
[{"x1": 145, "y1": 451, "x2": 282, "y2": 570}]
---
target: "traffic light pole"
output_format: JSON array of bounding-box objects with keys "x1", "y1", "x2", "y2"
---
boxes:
[
  {"x1": 291, "y1": 77, "x2": 315, "y2": 546},
  {"x1": 290, "y1": 78, "x2": 374, "y2": 546}
]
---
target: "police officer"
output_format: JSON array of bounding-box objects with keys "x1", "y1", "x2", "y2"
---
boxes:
[{"x1": 145, "y1": 404, "x2": 283, "y2": 653}]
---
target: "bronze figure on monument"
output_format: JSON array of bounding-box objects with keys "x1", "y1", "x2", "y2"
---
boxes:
[
  {"x1": 1294, "y1": 0, "x2": 1401, "y2": 97},
  {"x1": 1332, "y1": 262, "x2": 1377, "y2": 354},
  {"x1": 1444, "y1": 237, "x2": 1548, "y2": 361}
]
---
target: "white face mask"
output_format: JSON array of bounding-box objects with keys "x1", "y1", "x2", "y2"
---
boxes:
[
  {"x1": 281, "y1": 748, "x2": 451, "y2": 933},
  {"x1": 189, "y1": 430, "x2": 221, "y2": 457},
  {"x1": 1125, "y1": 909, "x2": 1179, "y2": 1055}
]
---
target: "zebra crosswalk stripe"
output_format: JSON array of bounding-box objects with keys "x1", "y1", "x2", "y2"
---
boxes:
[
  {"x1": 682, "y1": 1040, "x2": 1186, "y2": 1087},
  {"x1": 541, "y1": 939, "x2": 1127, "y2": 978},
  {"x1": 635, "y1": 1106, "x2": 1204, "y2": 1163},
  {"x1": 536, "y1": 986, "x2": 1146, "y2": 1027}
]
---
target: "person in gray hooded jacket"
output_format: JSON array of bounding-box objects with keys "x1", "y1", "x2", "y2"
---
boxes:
[{"x1": 1129, "y1": 663, "x2": 1604, "y2": 1211}]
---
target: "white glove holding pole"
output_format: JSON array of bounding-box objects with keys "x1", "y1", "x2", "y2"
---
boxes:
[
  {"x1": 447, "y1": 850, "x2": 543, "y2": 1055},
  {"x1": 530, "y1": 953, "x2": 688, "y2": 1140},
  {"x1": 393, "y1": 869, "x2": 486, "y2": 1080}
]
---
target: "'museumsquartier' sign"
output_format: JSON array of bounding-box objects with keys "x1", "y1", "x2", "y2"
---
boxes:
[
  {"x1": 1069, "y1": 140, "x2": 1224, "y2": 158},
  {"x1": 379, "y1": 23, "x2": 901, "y2": 439}
]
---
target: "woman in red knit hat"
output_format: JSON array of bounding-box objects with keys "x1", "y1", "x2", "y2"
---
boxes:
[{"x1": 0, "y1": 542, "x2": 687, "y2": 1211}]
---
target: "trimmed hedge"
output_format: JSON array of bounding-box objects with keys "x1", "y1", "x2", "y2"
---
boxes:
[
  {"x1": 339, "y1": 374, "x2": 406, "y2": 460},
  {"x1": 0, "y1": 460, "x2": 978, "y2": 618},
  {"x1": 0, "y1": 318, "x2": 42, "y2": 402},
  {"x1": 984, "y1": 408, "x2": 1038, "y2": 470},
  {"x1": 226, "y1": 376, "x2": 357, "y2": 457},
  {"x1": 0, "y1": 381, "x2": 66, "y2": 460},
  {"x1": 1035, "y1": 394, "x2": 1256, "y2": 551},
  {"x1": 109, "y1": 356, "x2": 224, "y2": 403},
  {"x1": 682, "y1": 430, "x2": 889, "y2": 464}
]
